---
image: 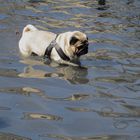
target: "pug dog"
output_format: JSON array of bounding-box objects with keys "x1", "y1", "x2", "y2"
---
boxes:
[{"x1": 19, "y1": 24, "x2": 88, "y2": 65}]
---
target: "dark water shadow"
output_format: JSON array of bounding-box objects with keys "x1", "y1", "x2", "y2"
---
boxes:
[
  {"x1": 0, "y1": 68, "x2": 19, "y2": 78},
  {"x1": 44, "y1": 93, "x2": 90, "y2": 102},
  {"x1": 97, "y1": 0, "x2": 109, "y2": 10},
  {"x1": 0, "y1": 118, "x2": 10, "y2": 129},
  {"x1": 0, "y1": 106, "x2": 11, "y2": 111},
  {"x1": 0, "y1": 132, "x2": 31, "y2": 140}
]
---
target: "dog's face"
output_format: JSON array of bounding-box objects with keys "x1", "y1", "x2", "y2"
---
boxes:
[
  {"x1": 60, "y1": 31, "x2": 88, "y2": 59},
  {"x1": 69, "y1": 31, "x2": 88, "y2": 57}
]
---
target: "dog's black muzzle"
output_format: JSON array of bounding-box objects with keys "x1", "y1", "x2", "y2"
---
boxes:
[{"x1": 76, "y1": 42, "x2": 89, "y2": 57}]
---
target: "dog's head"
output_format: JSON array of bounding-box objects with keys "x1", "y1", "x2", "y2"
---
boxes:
[
  {"x1": 57, "y1": 31, "x2": 88, "y2": 60},
  {"x1": 69, "y1": 31, "x2": 88, "y2": 57}
]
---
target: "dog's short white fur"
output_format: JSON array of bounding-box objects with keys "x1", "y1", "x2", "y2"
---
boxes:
[{"x1": 19, "y1": 24, "x2": 88, "y2": 64}]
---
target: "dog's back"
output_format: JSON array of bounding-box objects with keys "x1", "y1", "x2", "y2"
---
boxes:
[{"x1": 19, "y1": 24, "x2": 56, "y2": 57}]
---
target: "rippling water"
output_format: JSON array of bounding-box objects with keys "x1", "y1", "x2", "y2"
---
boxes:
[{"x1": 0, "y1": 0, "x2": 140, "y2": 140}]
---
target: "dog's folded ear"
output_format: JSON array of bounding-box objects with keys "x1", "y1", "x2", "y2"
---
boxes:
[{"x1": 70, "y1": 36, "x2": 79, "y2": 45}]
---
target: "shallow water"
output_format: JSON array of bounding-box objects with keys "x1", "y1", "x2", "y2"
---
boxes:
[{"x1": 0, "y1": 0, "x2": 140, "y2": 140}]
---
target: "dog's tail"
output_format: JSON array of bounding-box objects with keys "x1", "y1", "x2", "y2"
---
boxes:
[{"x1": 22, "y1": 24, "x2": 37, "y2": 34}]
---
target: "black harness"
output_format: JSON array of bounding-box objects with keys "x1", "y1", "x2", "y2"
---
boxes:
[{"x1": 44, "y1": 35, "x2": 70, "y2": 61}]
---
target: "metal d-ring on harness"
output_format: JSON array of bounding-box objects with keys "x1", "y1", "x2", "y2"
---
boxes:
[{"x1": 44, "y1": 35, "x2": 70, "y2": 61}]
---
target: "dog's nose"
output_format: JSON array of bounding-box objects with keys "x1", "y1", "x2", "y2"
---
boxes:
[
  {"x1": 86, "y1": 42, "x2": 89, "y2": 46},
  {"x1": 84, "y1": 41, "x2": 89, "y2": 47}
]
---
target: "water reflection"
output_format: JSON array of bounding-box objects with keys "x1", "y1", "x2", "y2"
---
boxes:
[
  {"x1": 45, "y1": 93, "x2": 90, "y2": 101},
  {"x1": 0, "y1": 132, "x2": 31, "y2": 140},
  {"x1": 55, "y1": 65, "x2": 89, "y2": 84},
  {"x1": 0, "y1": 68, "x2": 19, "y2": 78},
  {"x1": 0, "y1": 86, "x2": 42, "y2": 96},
  {"x1": 122, "y1": 104, "x2": 140, "y2": 115},
  {"x1": 40, "y1": 133, "x2": 133, "y2": 140},
  {"x1": 28, "y1": 0, "x2": 46, "y2": 3},
  {"x1": 19, "y1": 58, "x2": 89, "y2": 84},
  {"x1": 19, "y1": 66, "x2": 48, "y2": 79},
  {"x1": 0, "y1": 106, "x2": 11, "y2": 110},
  {"x1": 23, "y1": 112, "x2": 63, "y2": 121},
  {"x1": 0, "y1": 85, "x2": 90, "y2": 102},
  {"x1": 97, "y1": 0, "x2": 109, "y2": 10},
  {"x1": 66, "y1": 106, "x2": 140, "y2": 118}
]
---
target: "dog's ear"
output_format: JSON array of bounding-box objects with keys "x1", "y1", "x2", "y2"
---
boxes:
[{"x1": 70, "y1": 36, "x2": 79, "y2": 45}]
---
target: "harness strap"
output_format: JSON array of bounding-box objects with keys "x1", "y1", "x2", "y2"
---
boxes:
[
  {"x1": 44, "y1": 34, "x2": 58, "y2": 59},
  {"x1": 44, "y1": 34, "x2": 70, "y2": 61},
  {"x1": 44, "y1": 40, "x2": 56, "y2": 59},
  {"x1": 55, "y1": 45, "x2": 70, "y2": 61}
]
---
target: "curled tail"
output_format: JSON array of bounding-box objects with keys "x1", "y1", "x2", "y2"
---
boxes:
[{"x1": 22, "y1": 24, "x2": 37, "y2": 34}]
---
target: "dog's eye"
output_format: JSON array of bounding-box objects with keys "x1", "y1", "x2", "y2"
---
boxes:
[
  {"x1": 83, "y1": 40, "x2": 88, "y2": 44},
  {"x1": 70, "y1": 36, "x2": 79, "y2": 45}
]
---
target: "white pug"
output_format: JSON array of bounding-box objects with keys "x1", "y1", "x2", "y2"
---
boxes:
[{"x1": 19, "y1": 24, "x2": 88, "y2": 65}]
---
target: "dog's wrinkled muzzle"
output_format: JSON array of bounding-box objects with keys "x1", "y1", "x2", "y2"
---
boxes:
[{"x1": 76, "y1": 42, "x2": 88, "y2": 57}]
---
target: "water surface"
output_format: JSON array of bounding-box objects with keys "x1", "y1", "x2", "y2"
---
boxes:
[{"x1": 0, "y1": 0, "x2": 140, "y2": 140}]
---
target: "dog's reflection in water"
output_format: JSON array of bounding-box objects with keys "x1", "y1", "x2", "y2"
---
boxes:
[
  {"x1": 19, "y1": 58, "x2": 89, "y2": 84},
  {"x1": 52, "y1": 65, "x2": 89, "y2": 84}
]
